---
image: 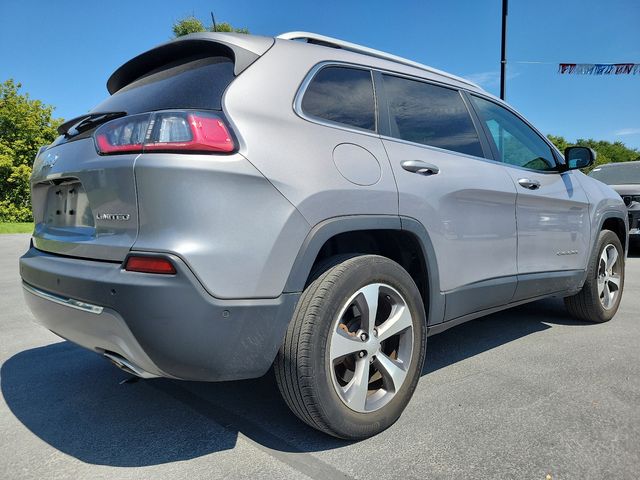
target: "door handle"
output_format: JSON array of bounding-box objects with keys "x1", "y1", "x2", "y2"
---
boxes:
[
  {"x1": 401, "y1": 160, "x2": 439, "y2": 176},
  {"x1": 518, "y1": 178, "x2": 541, "y2": 190}
]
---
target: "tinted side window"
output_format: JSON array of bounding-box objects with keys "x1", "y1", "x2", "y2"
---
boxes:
[
  {"x1": 301, "y1": 67, "x2": 376, "y2": 131},
  {"x1": 470, "y1": 95, "x2": 556, "y2": 171},
  {"x1": 382, "y1": 74, "x2": 483, "y2": 157}
]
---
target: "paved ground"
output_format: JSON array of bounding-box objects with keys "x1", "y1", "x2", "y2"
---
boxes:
[{"x1": 1, "y1": 234, "x2": 639, "y2": 480}]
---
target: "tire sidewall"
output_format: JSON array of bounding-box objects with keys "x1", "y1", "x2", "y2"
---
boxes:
[
  {"x1": 588, "y1": 230, "x2": 625, "y2": 322},
  {"x1": 307, "y1": 255, "x2": 426, "y2": 439}
]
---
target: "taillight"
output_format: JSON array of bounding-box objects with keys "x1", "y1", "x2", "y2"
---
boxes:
[
  {"x1": 95, "y1": 111, "x2": 234, "y2": 155},
  {"x1": 144, "y1": 113, "x2": 233, "y2": 152},
  {"x1": 125, "y1": 256, "x2": 176, "y2": 274},
  {"x1": 95, "y1": 113, "x2": 148, "y2": 154}
]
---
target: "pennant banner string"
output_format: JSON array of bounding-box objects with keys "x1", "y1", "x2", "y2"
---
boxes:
[{"x1": 558, "y1": 63, "x2": 640, "y2": 75}]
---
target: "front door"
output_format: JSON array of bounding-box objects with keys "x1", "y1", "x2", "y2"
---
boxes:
[{"x1": 468, "y1": 95, "x2": 591, "y2": 300}]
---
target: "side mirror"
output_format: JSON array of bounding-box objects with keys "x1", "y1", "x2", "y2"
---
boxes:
[{"x1": 564, "y1": 146, "x2": 596, "y2": 170}]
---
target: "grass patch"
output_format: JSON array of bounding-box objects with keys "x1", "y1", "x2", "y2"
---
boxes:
[{"x1": 0, "y1": 222, "x2": 34, "y2": 234}]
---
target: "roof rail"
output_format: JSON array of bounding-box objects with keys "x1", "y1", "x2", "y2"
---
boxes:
[{"x1": 277, "y1": 31, "x2": 480, "y2": 89}]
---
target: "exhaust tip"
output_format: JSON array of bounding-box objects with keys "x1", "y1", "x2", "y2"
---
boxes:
[{"x1": 103, "y1": 351, "x2": 159, "y2": 379}]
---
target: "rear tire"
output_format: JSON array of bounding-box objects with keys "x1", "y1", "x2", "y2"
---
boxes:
[
  {"x1": 564, "y1": 229, "x2": 624, "y2": 323},
  {"x1": 274, "y1": 254, "x2": 426, "y2": 439}
]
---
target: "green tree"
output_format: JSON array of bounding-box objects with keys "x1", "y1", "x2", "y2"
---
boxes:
[
  {"x1": 547, "y1": 134, "x2": 570, "y2": 154},
  {"x1": 172, "y1": 16, "x2": 249, "y2": 37},
  {"x1": 0, "y1": 79, "x2": 62, "y2": 221},
  {"x1": 213, "y1": 22, "x2": 249, "y2": 34},
  {"x1": 171, "y1": 16, "x2": 207, "y2": 37},
  {"x1": 547, "y1": 134, "x2": 640, "y2": 172}
]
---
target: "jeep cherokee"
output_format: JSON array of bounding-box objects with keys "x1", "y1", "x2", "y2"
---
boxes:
[{"x1": 20, "y1": 31, "x2": 628, "y2": 439}]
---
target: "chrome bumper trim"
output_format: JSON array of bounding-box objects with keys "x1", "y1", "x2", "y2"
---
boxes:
[{"x1": 22, "y1": 282, "x2": 104, "y2": 315}]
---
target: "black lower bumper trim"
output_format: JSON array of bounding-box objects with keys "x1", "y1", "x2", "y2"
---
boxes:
[{"x1": 20, "y1": 247, "x2": 299, "y2": 381}]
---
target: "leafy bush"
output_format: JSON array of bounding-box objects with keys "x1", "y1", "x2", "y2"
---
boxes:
[
  {"x1": 171, "y1": 16, "x2": 249, "y2": 37},
  {"x1": 547, "y1": 135, "x2": 640, "y2": 172},
  {"x1": 0, "y1": 79, "x2": 62, "y2": 222}
]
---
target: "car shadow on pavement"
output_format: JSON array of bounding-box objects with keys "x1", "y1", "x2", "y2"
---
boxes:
[
  {"x1": 1, "y1": 342, "x2": 348, "y2": 467},
  {"x1": 1, "y1": 297, "x2": 591, "y2": 467},
  {"x1": 423, "y1": 297, "x2": 586, "y2": 375}
]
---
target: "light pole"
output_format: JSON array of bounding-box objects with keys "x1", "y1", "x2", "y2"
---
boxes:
[{"x1": 500, "y1": 0, "x2": 508, "y2": 100}]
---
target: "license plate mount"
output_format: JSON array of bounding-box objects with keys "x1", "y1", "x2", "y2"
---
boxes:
[{"x1": 44, "y1": 182, "x2": 94, "y2": 228}]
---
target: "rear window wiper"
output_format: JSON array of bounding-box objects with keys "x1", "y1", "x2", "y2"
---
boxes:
[{"x1": 58, "y1": 111, "x2": 127, "y2": 137}]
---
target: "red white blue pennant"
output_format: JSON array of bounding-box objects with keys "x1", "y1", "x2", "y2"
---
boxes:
[{"x1": 558, "y1": 63, "x2": 640, "y2": 75}]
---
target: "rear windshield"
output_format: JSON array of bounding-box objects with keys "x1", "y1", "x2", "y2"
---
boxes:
[
  {"x1": 92, "y1": 55, "x2": 235, "y2": 114},
  {"x1": 589, "y1": 163, "x2": 640, "y2": 185}
]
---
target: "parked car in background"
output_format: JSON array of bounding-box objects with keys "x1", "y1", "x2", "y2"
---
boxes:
[
  {"x1": 20, "y1": 31, "x2": 628, "y2": 440},
  {"x1": 589, "y1": 161, "x2": 640, "y2": 243}
]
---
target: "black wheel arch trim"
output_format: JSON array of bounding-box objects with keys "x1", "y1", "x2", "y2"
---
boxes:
[
  {"x1": 596, "y1": 210, "x2": 629, "y2": 256},
  {"x1": 283, "y1": 215, "x2": 445, "y2": 326},
  {"x1": 573, "y1": 210, "x2": 628, "y2": 292}
]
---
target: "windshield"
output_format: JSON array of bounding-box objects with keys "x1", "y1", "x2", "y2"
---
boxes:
[{"x1": 589, "y1": 163, "x2": 640, "y2": 185}]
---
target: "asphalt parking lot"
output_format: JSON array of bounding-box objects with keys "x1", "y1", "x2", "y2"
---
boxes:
[{"x1": 1, "y1": 234, "x2": 639, "y2": 480}]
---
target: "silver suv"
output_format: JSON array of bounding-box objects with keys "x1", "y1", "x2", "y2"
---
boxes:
[{"x1": 20, "y1": 31, "x2": 628, "y2": 439}]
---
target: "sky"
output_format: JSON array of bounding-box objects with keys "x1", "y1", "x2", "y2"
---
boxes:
[{"x1": 1, "y1": 0, "x2": 639, "y2": 148}]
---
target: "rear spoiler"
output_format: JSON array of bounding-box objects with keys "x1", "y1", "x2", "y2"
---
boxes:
[{"x1": 107, "y1": 32, "x2": 274, "y2": 94}]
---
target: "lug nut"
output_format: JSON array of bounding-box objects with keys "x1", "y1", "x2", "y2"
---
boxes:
[
  {"x1": 360, "y1": 332, "x2": 368, "y2": 341},
  {"x1": 358, "y1": 350, "x2": 366, "y2": 358},
  {"x1": 369, "y1": 355, "x2": 376, "y2": 364},
  {"x1": 373, "y1": 328, "x2": 378, "y2": 337}
]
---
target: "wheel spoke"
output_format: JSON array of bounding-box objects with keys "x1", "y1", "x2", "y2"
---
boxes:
[
  {"x1": 342, "y1": 359, "x2": 369, "y2": 411},
  {"x1": 377, "y1": 304, "x2": 412, "y2": 342},
  {"x1": 597, "y1": 275, "x2": 606, "y2": 296},
  {"x1": 600, "y1": 250, "x2": 608, "y2": 272},
  {"x1": 608, "y1": 274, "x2": 621, "y2": 291},
  {"x1": 375, "y1": 352, "x2": 407, "y2": 394},
  {"x1": 606, "y1": 246, "x2": 618, "y2": 271},
  {"x1": 356, "y1": 284, "x2": 380, "y2": 336},
  {"x1": 602, "y1": 282, "x2": 611, "y2": 308},
  {"x1": 330, "y1": 330, "x2": 364, "y2": 361}
]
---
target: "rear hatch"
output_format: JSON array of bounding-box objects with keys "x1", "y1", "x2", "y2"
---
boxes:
[{"x1": 31, "y1": 33, "x2": 273, "y2": 261}]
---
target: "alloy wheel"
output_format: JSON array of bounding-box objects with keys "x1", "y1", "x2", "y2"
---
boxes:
[
  {"x1": 328, "y1": 283, "x2": 414, "y2": 413},
  {"x1": 597, "y1": 243, "x2": 622, "y2": 310}
]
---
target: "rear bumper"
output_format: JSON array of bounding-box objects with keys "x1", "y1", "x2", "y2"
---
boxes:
[{"x1": 20, "y1": 247, "x2": 299, "y2": 381}]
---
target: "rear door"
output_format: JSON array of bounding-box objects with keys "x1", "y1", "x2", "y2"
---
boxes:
[
  {"x1": 377, "y1": 73, "x2": 519, "y2": 322},
  {"x1": 467, "y1": 94, "x2": 591, "y2": 299}
]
